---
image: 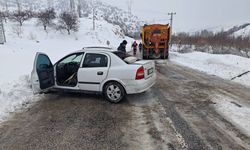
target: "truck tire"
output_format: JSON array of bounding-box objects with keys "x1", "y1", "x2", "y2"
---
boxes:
[
  {"x1": 166, "y1": 53, "x2": 169, "y2": 59},
  {"x1": 161, "y1": 52, "x2": 169, "y2": 59},
  {"x1": 142, "y1": 50, "x2": 147, "y2": 59}
]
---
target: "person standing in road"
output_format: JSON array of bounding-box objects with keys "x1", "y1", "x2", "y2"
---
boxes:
[
  {"x1": 106, "y1": 40, "x2": 110, "y2": 46},
  {"x1": 117, "y1": 40, "x2": 127, "y2": 53},
  {"x1": 139, "y1": 42, "x2": 142, "y2": 53},
  {"x1": 132, "y1": 41, "x2": 138, "y2": 55}
]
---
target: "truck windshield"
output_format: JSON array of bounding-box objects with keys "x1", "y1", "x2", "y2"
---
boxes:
[{"x1": 153, "y1": 29, "x2": 161, "y2": 34}]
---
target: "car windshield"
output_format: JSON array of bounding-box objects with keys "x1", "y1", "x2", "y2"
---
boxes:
[{"x1": 113, "y1": 51, "x2": 139, "y2": 64}]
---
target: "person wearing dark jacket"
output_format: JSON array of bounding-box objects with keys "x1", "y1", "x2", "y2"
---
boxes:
[
  {"x1": 139, "y1": 42, "x2": 143, "y2": 52},
  {"x1": 117, "y1": 40, "x2": 127, "y2": 53}
]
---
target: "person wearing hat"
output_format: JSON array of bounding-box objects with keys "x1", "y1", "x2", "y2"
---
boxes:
[
  {"x1": 132, "y1": 41, "x2": 138, "y2": 55},
  {"x1": 117, "y1": 40, "x2": 127, "y2": 53}
]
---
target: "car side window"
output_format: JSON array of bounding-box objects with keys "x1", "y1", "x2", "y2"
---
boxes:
[
  {"x1": 82, "y1": 53, "x2": 108, "y2": 68},
  {"x1": 36, "y1": 54, "x2": 52, "y2": 70},
  {"x1": 57, "y1": 53, "x2": 84, "y2": 66}
]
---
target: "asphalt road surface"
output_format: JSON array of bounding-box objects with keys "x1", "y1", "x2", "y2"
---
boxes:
[{"x1": 0, "y1": 61, "x2": 250, "y2": 150}]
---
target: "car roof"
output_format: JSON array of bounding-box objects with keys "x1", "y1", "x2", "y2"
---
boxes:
[
  {"x1": 85, "y1": 47, "x2": 116, "y2": 52},
  {"x1": 72, "y1": 46, "x2": 117, "y2": 54}
]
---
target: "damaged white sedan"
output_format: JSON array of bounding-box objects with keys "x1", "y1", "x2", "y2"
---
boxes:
[{"x1": 31, "y1": 47, "x2": 156, "y2": 103}]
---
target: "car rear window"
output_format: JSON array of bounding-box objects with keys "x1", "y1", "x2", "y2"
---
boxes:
[{"x1": 113, "y1": 51, "x2": 139, "y2": 64}]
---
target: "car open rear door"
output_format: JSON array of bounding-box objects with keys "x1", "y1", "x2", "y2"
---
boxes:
[
  {"x1": 31, "y1": 52, "x2": 55, "y2": 94},
  {"x1": 77, "y1": 53, "x2": 110, "y2": 92}
]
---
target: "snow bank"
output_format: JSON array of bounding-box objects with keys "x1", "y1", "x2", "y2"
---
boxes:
[
  {"x1": 0, "y1": 76, "x2": 41, "y2": 122},
  {"x1": 212, "y1": 94, "x2": 250, "y2": 138},
  {"x1": 0, "y1": 18, "x2": 134, "y2": 122},
  {"x1": 170, "y1": 52, "x2": 250, "y2": 87}
]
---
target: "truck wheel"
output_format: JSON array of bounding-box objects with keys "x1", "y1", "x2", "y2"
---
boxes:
[
  {"x1": 161, "y1": 53, "x2": 169, "y2": 59},
  {"x1": 142, "y1": 51, "x2": 147, "y2": 59},
  {"x1": 104, "y1": 82, "x2": 125, "y2": 103},
  {"x1": 166, "y1": 54, "x2": 169, "y2": 59}
]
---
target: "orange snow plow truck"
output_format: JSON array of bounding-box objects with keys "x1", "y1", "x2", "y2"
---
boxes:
[{"x1": 141, "y1": 24, "x2": 171, "y2": 59}]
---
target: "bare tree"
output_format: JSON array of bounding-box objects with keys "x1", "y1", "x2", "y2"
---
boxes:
[
  {"x1": 127, "y1": 0, "x2": 132, "y2": 15},
  {"x1": 76, "y1": 0, "x2": 89, "y2": 17},
  {"x1": 37, "y1": 9, "x2": 56, "y2": 31},
  {"x1": 57, "y1": 12, "x2": 79, "y2": 35},
  {"x1": 15, "y1": 0, "x2": 21, "y2": 12},
  {"x1": 23, "y1": 0, "x2": 35, "y2": 12},
  {"x1": 0, "y1": 11, "x2": 8, "y2": 22},
  {"x1": 12, "y1": 24, "x2": 23, "y2": 37},
  {"x1": 5, "y1": 0, "x2": 8, "y2": 10},
  {"x1": 91, "y1": 0, "x2": 97, "y2": 30},
  {"x1": 70, "y1": 0, "x2": 76, "y2": 13},
  {"x1": 47, "y1": 0, "x2": 54, "y2": 9},
  {"x1": 77, "y1": 0, "x2": 82, "y2": 18},
  {"x1": 0, "y1": 1, "x2": 9, "y2": 22},
  {"x1": 9, "y1": 10, "x2": 31, "y2": 26},
  {"x1": 79, "y1": 0, "x2": 91, "y2": 17}
]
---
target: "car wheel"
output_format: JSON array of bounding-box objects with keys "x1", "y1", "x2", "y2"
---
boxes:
[{"x1": 104, "y1": 82, "x2": 125, "y2": 103}]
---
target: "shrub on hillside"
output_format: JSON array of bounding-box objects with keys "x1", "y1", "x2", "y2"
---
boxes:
[
  {"x1": 172, "y1": 30, "x2": 250, "y2": 58},
  {"x1": 37, "y1": 9, "x2": 56, "y2": 31},
  {"x1": 9, "y1": 10, "x2": 31, "y2": 26},
  {"x1": 57, "y1": 12, "x2": 79, "y2": 35}
]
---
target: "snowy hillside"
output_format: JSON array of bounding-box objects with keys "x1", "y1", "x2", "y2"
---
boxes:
[
  {"x1": 0, "y1": 17, "x2": 133, "y2": 122},
  {"x1": 233, "y1": 25, "x2": 250, "y2": 37},
  {"x1": 191, "y1": 23, "x2": 250, "y2": 37},
  {"x1": 0, "y1": 0, "x2": 142, "y2": 37},
  {"x1": 1, "y1": 18, "x2": 133, "y2": 81}
]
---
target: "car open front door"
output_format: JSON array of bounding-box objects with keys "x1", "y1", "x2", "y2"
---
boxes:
[{"x1": 31, "y1": 52, "x2": 55, "y2": 94}]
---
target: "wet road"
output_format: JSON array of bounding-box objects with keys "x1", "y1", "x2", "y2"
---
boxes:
[
  {"x1": 0, "y1": 61, "x2": 250, "y2": 150},
  {"x1": 155, "y1": 61, "x2": 250, "y2": 150}
]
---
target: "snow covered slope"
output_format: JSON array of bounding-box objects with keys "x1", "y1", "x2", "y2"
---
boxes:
[
  {"x1": 0, "y1": 18, "x2": 133, "y2": 122},
  {"x1": 1, "y1": 18, "x2": 133, "y2": 81},
  {"x1": 170, "y1": 52, "x2": 250, "y2": 87},
  {"x1": 233, "y1": 25, "x2": 250, "y2": 37},
  {"x1": 1, "y1": 0, "x2": 142, "y2": 36},
  {"x1": 192, "y1": 23, "x2": 250, "y2": 37}
]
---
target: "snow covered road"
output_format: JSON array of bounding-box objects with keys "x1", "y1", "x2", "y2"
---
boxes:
[
  {"x1": 0, "y1": 62, "x2": 250, "y2": 149},
  {"x1": 156, "y1": 62, "x2": 250, "y2": 149}
]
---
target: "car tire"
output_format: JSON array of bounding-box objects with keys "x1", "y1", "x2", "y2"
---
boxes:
[{"x1": 104, "y1": 82, "x2": 125, "y2": 103}]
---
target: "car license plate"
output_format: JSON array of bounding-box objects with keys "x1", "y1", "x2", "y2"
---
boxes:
[{"x1": 148, "y1": 68, "x2": 153, "y2": 75}]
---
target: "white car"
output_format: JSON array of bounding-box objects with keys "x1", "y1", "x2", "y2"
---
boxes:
[{"x1": 31, "y1": 47, "x2": 156, "y2": 103}]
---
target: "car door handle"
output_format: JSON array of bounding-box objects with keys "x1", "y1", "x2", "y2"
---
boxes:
[{"x1": 97, "y1": 71, "x2": 103, "y2": 75}]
